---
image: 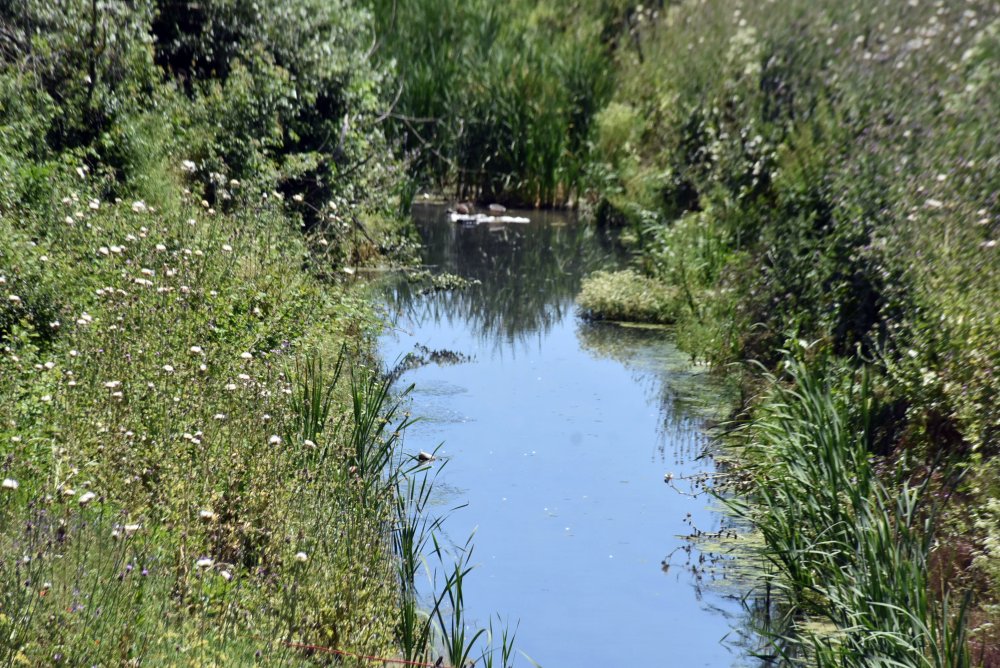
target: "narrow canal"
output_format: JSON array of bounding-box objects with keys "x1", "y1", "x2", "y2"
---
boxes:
[{"x1": 378, "y1": 205, "x2": 749, "y2": 667}]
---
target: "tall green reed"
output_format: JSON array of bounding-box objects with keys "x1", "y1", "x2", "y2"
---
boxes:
[{"x1": 727, "y1": 351, "x2": 970, "y2": 666}]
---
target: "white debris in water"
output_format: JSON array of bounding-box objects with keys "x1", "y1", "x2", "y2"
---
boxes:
[{"x1": 449, "y1": 213, "x2": 530, "y2": 225}]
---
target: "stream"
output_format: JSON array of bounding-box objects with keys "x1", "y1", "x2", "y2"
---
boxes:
[{"x1": 378, "y1": 204, "x2": 750, "y2": 667}]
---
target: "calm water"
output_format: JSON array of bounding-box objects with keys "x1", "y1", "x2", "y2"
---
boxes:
[{"x1": 378, "y1": 205, "x2": 748, "y2": 667}]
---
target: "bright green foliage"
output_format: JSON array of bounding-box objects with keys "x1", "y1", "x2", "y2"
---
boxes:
[{"x1": 576, "y1": 269, "x2": 678, "y2": 323}]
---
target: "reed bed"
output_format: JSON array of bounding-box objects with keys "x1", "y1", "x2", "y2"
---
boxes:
[{"x1": 727, "y1": 352, "x2": 969, "y2": 666}]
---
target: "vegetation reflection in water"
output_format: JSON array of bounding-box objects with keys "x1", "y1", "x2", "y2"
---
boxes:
[{"x1": 382, "y1": 205, "x2": 626, "y2": 350}]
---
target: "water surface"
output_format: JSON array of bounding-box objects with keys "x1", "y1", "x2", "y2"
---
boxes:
[{"x1": 379, "y1": 205, "x2": 746, "y2": 667}]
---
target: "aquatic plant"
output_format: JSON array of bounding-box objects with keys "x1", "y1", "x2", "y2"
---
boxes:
[{"x1": 576, "y1": 269, "x2": 679, "y2": 323}]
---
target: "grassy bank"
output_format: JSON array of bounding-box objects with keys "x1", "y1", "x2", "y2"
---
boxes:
[
  {"x1": 575, "y1": 0, "x2": 1000, "y2": 662},
  {"x1": 0, "y1": 2, "x2": 525, "y2": 665}
]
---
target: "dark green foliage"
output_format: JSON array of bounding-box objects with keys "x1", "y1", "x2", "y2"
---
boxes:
[
  {"x1": 0, "y1": 0, "x2": 158, "y2": 152},
  {"x1": 366, "y1": 0, "x2": 618, "y2": 206},
  {"x1": 591, "y1": 0, "x2": 1000, "y2": 455}
]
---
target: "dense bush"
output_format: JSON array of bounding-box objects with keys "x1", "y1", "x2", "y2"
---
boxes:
[{"x1": 589, "y1": 0, "x2": 1000, "y2": 453}]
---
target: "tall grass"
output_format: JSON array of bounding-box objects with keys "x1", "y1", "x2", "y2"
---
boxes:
[
  {"x1": 367, "y1": 0, "x2": 617, "y2": 206},
  {"x1": 727, "y1": 352, "x2": 969, "y2": 666}
]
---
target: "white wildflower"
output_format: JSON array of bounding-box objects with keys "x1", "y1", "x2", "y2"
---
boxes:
[
  {"x1": 2, "y1": 478, "x2": 19, "y2": 491},
  {"x1": 131, "y1": 200, "x2": 148, "y2": 213},
  {"x1": 268, "y1": 435, "x2": 281, "y2": 445},
  {"x1": 78, "y1": 491, "x2": 97, "y2": 506},
  {"x1": 294, "y1": 552, "x2": 308, "y2": 563},
  {"x1": 196, "y1": 557, "x2": 214, "y2": 570}
]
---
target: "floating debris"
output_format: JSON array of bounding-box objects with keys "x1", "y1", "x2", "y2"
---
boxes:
[{"x1": 449, "y1": 212, "x2": 530, "y2": 225}]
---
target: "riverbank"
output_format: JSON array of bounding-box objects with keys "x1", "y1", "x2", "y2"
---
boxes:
[
  {"x1": 575, "y1": 0, "x2": 1000, "y2": 663},
  {"x1": 0, "y1": 3, "x2": 425, "y2": 663},
  {"x1": 5, "y1": 0, "x2": 998, "y2": 664}
]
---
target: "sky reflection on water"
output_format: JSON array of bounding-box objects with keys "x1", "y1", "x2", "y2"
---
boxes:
[{"x1": 378, "y1": 205, "x2": 752, "y2": 667}]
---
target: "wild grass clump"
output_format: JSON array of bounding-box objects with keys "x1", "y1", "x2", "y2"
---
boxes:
[
  {"x1": 727, "y1": 351, "x2": 970, "y2": 666},
  {"x1": 576, "y1": 269, "x2": 678, "y2": 323}
]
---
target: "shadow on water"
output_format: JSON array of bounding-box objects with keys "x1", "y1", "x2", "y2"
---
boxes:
[{"x1": 377, "y1": 204, "x2": 765, "y2": 667}]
